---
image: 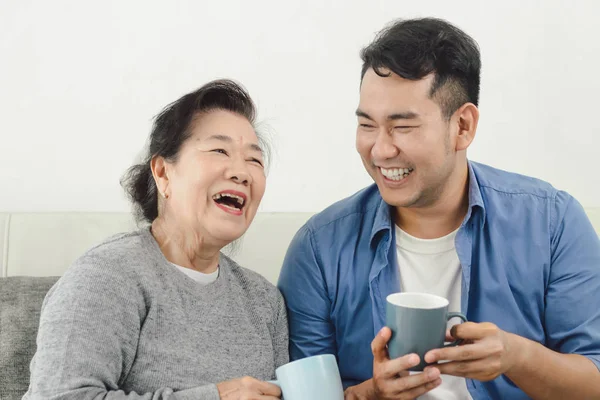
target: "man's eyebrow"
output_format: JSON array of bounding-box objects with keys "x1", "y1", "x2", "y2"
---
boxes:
[
  {"x1": 355, "y1": 110, "x2": 420, "y2": 120},
  {"x1": 355, "y1": 109, "x2": 373, "y2": 120},
  {"x1": 387, "y1": 111, "x2": 419, "y2": 120}
]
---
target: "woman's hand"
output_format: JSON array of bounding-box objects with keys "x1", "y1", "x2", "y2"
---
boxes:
[{"x1": 217, "y1": 376, "x2": 281, "y2": 399}]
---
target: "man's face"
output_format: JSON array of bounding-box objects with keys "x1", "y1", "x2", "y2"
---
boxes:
[{"x1": 356, "y1": 68, "x2": 461, "y2": 209}]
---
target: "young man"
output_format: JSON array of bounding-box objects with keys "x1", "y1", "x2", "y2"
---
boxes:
[{"x1": 278, "y1": 18, "x2": 600, "y2": 400}]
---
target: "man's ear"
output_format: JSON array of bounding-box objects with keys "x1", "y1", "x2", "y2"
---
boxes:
[{"x1": 453, "y1": 102, "x2": 479, "y2": 151}]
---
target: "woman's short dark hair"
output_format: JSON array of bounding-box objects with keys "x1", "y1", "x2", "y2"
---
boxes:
[
  {"x1": 121, "y1": 79, "x2": 269, "y2": 224},
  {"x1": 360, "y1": 17, "x2": 481, "y2": 119}
]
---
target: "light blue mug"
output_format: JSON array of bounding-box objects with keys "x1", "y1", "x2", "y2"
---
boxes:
[{"x1": 269, "y1": 354, "x2": 344, "y2": 400}]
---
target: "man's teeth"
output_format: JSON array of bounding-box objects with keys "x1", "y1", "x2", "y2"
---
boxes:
[
  {"x1": 212, "y1": 193, "x2": 245, "y2": 206},
  {"x1": 380, "y1": 167, "x2": 413, "y2": 181}
]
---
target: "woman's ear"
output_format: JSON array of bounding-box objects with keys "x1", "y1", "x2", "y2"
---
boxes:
[{"x1": 151, "y1": 156, "x2": 170, "y2": 198}]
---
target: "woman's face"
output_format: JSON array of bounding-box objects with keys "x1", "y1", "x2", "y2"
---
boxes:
[{"x1": 156, "y1": 109, "x2": 266, "y2": 245}]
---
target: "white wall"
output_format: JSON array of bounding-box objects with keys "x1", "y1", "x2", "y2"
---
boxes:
[{"x1": 1, "y1": 0, "x2": 599, "y2": 212}]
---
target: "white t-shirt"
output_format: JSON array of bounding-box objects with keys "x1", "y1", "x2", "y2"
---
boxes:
[
  {"x1": 173, "y1": 263, "x2": 219, "y2": 285},
  {"x1": 395, "y1": 225, "x2": 472, "y2": 400}
]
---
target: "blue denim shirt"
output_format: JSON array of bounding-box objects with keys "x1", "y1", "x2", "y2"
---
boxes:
[{"x1": 277, "y1": 161, "x2": 600, "y2": 399}]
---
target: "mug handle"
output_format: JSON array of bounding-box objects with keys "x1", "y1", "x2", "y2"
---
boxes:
[{"x1": 443, "y1": 312, "x2": 468, "y2": 347}]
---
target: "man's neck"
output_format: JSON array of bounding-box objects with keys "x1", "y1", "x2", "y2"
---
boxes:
[{"x1": 395, "y1": 164, "x2": 470, "y2": 239}]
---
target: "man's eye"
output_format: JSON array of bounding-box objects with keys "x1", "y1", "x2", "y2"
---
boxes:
[
  {"x1": 212, "y1": 149, "x2": 228, "y2": 155},
  {"x1": 249, "y1": 158, "x2": 264, "y2": 167},
  {"x1": 394, "y1": 126, "x2": 415, "y2": 132},
  {"x1": 359, "y1": 124, "x2": 375, "y2": 129}
]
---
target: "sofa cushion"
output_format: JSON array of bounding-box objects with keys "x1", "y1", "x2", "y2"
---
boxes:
[{"x1": 0, "y1": 276, "x2": 59, "y2": 399}]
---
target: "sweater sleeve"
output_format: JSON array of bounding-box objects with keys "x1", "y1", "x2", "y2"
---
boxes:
[
  {"x1": 273, "y1": 290, "x2": 290, "y2": 369},
  {"x1": 23, "y1": 258, "x2": 221, "y2": 400}
]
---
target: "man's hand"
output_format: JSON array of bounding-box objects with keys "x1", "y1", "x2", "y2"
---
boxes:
[
  {"x1": 424, "y1": 322, "x2": 522, "y2": 381},
  {"x1": 371, "y1": 327, "x2": 442, "y2": 400},
  {"x1": 344, "y1": 378, "x2": 376, "y2": 399}
]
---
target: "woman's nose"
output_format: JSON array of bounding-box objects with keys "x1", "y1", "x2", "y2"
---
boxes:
[{"x1": 227, "y1": 160, "x2": 252, "y2": 185}]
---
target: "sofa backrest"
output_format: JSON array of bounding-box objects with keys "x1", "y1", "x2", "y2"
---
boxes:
[
  {"x1": 0, "y1": 212, "x2": 314, "y2": 284},
  {"x1": 2, "y1": 209, "x2": 599, "y2": 282}
]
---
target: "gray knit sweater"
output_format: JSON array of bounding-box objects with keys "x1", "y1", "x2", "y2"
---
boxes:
[{"x1": 23, "y1": 229, "x2": 289, "y2": 399}]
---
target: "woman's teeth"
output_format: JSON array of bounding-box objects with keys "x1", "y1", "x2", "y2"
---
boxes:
[
  {"x1": 220, "y1": 203, "x2": 240, "y2": 211},
  {"x1": 212, "y1": 193, "x2": 245, "y2": 208},
  {"x1": 380, "y1": 167, "x2": 413, "y2": 181}
]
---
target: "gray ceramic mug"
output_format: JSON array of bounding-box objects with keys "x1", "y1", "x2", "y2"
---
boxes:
[{"x1": 386, "y1": 292, "x2": 467, "y2": 371}]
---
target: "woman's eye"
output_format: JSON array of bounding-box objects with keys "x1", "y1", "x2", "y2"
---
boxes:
[
  {"x1": 212, "y1": 149, "x2": 228, "y2": 155},
  {"x1": 249, "y1": 158, "x2": 264, "y2": 167}
]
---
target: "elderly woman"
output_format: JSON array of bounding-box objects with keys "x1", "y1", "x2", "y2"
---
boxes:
[{"x1": 24, "y1": 80, "x2": 287, "y2": 399}]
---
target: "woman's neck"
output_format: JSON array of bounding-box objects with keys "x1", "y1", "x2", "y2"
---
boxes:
[{"x1": 151, "y1": 217, "x2": 220, "y2": 273}]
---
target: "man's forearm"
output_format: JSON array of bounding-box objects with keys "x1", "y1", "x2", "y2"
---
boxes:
[{"x1": 506, "y1": 333, "x2": 600, "y2": 399}]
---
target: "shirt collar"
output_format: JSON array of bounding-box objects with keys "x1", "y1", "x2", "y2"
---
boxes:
[
  {"x1": 369, "y1": 160, "x2": 486, "y2": 245},
  {"x1": 370, "y1": 196, "x2": 394, "y2": 245},
  {"x1": 465, "y1": 160, "x2": 486, "y2": 228}
]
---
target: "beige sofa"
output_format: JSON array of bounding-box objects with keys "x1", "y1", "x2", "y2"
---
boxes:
[
  {"x1": 0, "y1": 212, "x2": 314, "y2": 283},
  {"x1": 2, "y1": 210, "x2": 599, "y2": 280},
  {"x1": 1, "y1": 210, "x2": 599, "y2": 399}
]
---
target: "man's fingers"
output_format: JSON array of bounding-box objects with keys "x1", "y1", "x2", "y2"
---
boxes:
[
  {"x1": 445, "y1": 329, "x2": 454, "y2": 342},
  {"x1": 434, "y1": 359, "x2": 479, "y2": 377},
  {"x1": 379, "y1": 353, "x2": 421, "y2": 378},
  {"x1": 425, "y1": 322, "x2": 500, "y2": 363},
  {"x1": 371, "y1": 327, "x2": 392, "y2": 362},
  {"x1": 386, "y1": 368, "x2": 441, "y2": 394},
  {"x1": 396, "y1": 378, "x2": 442, "y2": 399},
  {"x1": 425, "y1": 341, "x2": 491, "y2": 364},
  {"x1": 433, "y1": 358, "x2": 500, "y2": 381},
  {"x1": 450, "y1": 322, "x2": 498, "y2": 341},
  {"x1": 344, "y1": 391, "x2": 358, "y2": 400}
]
